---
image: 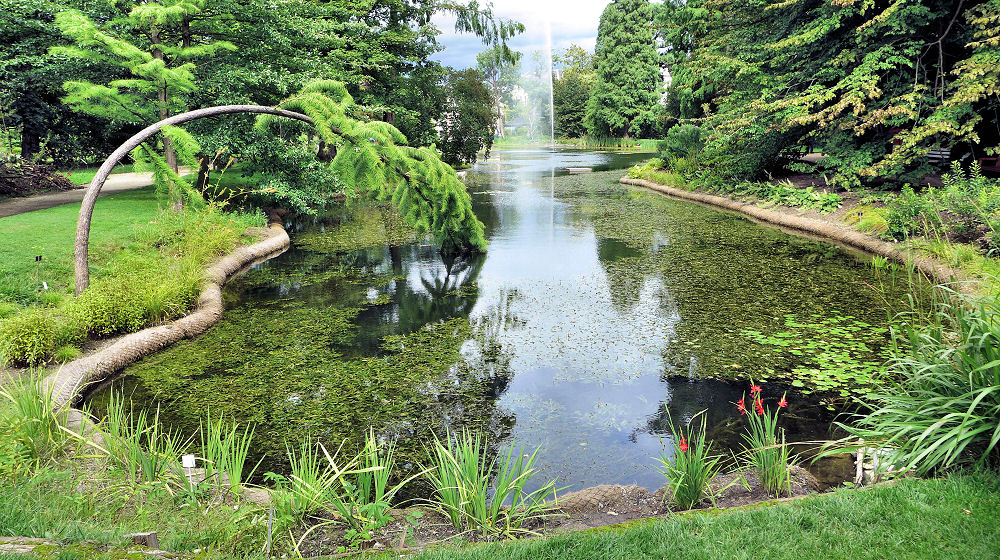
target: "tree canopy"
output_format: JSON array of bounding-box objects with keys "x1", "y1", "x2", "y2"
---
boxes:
[
  {"x1": 658, "y1": 0, "x2": 1000, "y2": 186},
  {"x1": 585, "y1": 0, "x2": 661, "y2": 138}
]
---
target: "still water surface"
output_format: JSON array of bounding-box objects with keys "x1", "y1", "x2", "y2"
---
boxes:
[{"x1": 90, "y1": 149, "x2": 927, "y2": 491}]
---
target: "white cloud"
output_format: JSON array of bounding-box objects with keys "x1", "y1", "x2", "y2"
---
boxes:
[{"x1": 431, "y1": 1, "x2": 611, "y2": 69}]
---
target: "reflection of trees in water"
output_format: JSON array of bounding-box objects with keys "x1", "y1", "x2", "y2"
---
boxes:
[{"x1": 351, "y1": 247, "x2": 486, "y2": 353}]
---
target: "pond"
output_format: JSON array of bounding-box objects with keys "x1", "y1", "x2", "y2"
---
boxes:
[{"x1": 87, "y1": 148, "x2": 930, "y2": 494}]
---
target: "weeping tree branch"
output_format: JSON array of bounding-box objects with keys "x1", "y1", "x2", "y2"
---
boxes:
[{"x1": 74, "y1": 105, "x2": 315, "y2": 294}]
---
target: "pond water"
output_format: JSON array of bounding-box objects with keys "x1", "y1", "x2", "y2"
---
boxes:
[{"x1": 87, "y1": 149, "x2": 930, "y2": 493}]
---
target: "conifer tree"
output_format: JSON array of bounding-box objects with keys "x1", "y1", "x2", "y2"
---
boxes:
[
  {"x1": 585, "y1": 0, "x2": 661, "y2": 138},
  {"x1": 51, "y1": 1, "x2": 235, "y2": 205}
]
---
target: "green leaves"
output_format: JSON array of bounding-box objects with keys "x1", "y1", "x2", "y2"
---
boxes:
[{"x1": 260, "y1": 80, "x2": 487, "y2": 253}]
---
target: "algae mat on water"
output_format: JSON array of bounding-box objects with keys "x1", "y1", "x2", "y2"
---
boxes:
[{"x1": 89, "y1": 165, "x2": 931, "y2": 486}]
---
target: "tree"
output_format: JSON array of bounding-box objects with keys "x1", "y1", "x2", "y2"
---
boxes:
[
  {"x1": 476, "y1": 46, "x2": 522, "y2": 138},
  {"x1": 585, "y1": 0, "x2": 661, "y2": 138},
  {"x1": 656, "y1": 0, "x2": 1000, "y2": 186},
  {"x1": 553, "y1": 45, "x2": 595, "y2": 138},
  {"x1": 0, "y1": 0, "x2": 129, "y2": 164},
  {"x1": 438, "y1": 68, "x2": 496, "y2": 166}
]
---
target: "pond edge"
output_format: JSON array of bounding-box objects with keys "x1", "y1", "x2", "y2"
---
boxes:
[
  {"x1": 44, "y1": 216, "x2": 290, "y2": 409},
  {"x1": 620, "y1": 176, "x2": 970, "y2": 291}
]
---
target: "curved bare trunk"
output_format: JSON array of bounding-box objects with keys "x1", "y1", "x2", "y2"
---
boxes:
[{"x1": 74, "y1": 105, "x2": 314, "y2": 294}]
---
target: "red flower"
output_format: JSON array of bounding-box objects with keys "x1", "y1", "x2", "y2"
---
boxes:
[
  {"x1": 750, "y1": 384, "x2": 762, "y2": 395},
  {"x1": 736, "y1": 397, "x2": 746, "y2": 415},
  {"x1": 777, "y1": 394, "x2": 788, "y2": 408},
  {"x1": 754, "y1": 398, "x2": 765, "y2": 416},
  {"x1": 679, "y1": 437, "x2": 689, "y2": 452}
]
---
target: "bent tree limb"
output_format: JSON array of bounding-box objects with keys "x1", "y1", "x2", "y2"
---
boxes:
[{"x1": 74, "y1": 105, "x2": 314, "y2": 294}]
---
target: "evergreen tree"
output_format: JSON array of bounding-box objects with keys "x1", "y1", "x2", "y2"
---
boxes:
[
  {"x1": 553, "y1": 45, "x2": 595, "y2": 138},
  {"x1": 52, "y1": 1, "x2": 236, "y2": 204},
  {"x1": 585, "y1": 0, "x2": 661, "y2": 138}
]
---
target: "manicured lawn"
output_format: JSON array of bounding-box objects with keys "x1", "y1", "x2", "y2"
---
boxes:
[
  {"x1": 414, "y1": 473, "x2": 1000, "y2": 560},
  {"x1": 0, "y1": 186, "x2": 161, "y2": 306},
  {"x1": 59, "y1": 164, "x2": 134, "y2": 186}
]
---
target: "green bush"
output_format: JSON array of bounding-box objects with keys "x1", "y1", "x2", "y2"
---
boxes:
[
  {"x1": 0, "y1": 309, "x2": 60, "y2": 366},
  {"x1": 886, "y1": 185, "x2": 938, "y2": 239},
  {"x1": 837, "y1": 289, "x2": 1000, "y2": 474},
  {"x1": 657, "y1": 124, "x2": 706, "y2": 162}
]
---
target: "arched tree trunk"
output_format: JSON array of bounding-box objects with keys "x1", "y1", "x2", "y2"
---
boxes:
[{"x1": 74, "y1": 105, "x2": 314, "y2": 294}]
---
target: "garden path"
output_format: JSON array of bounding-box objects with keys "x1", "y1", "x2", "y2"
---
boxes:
[{"x1": 0, "y1": 167, "x2": 189, "y2": 218}]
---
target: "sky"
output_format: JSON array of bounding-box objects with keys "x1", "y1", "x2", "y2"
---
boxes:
[{"x1": 430, "y1": 1, "x2": 611, "y2": 70}]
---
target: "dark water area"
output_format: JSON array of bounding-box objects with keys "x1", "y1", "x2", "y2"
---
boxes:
[{"x1": 87, "y1": 149, "x2": 930, "y2": 494}]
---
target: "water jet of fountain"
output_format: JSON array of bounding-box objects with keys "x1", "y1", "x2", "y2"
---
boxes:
[{"x1": 545, "y1": 20, "x2": 556, "y2": 153}]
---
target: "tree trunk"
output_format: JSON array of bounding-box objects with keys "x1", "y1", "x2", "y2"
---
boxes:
[
  {"x1": 19, "y1": 128, "x2": 41, "y2": 161},
  {"x1": 150, "y1": 27, "x2": 178, "y2": 176},
  {"x1": 196, "y1": 156, "x2": 210, "y2": 192},
  {"x1": 75, "y1": 105, "x2": 316, "y2": 294}
]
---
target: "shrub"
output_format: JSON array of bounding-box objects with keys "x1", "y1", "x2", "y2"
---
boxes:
[
  {"x1": 738, "y1": 384, "x2": 795, "y2": 496},
  {"x1": 886, "y1": 185, "x2": 938, "y2": 239},
  {"x1": 657, "y1": 124, "x2": 706, "y2": 162},
  {"x1": 656, "y1": 410, "x2": 722, "y2": 510},
  {"x1": 425, "y1": 430, "x2": 560, "y2": 539},
  {"x1": 835, "y1": 289, "x2": 1000, "y2": 474},
  {"x1": 0, "y1": 309, "x2": 59, "y2": 366}
]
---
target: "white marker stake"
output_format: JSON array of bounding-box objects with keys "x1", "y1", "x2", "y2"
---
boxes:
[
  {"x1": 42, "y1": 281, "x2": 49, "y2": 290},
  {"x1": 182, "y1": 454, "x2": 197, "y2": 491}
]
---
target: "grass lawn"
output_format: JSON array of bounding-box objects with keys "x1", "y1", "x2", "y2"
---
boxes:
[
  {"x1": 0, "y1": 186, "x2": 161, "y2": 306},
  {"x1": 59, "y1": 164, "x2": 134, "y2": 186},
  {"x1": 414, "y1": 473, "x2": 1000, "y2": 560}
]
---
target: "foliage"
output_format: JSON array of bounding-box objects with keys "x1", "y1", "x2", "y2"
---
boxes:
[
  {"x1": 96, "y1": 393, "x2": 189, "y2": 486},
  {"x1": 476, "y1": 46, "x2": 522, "y2": 138},
  {"x1": 552, "y1": 45, "x2": 596, "y2": 139},
  {"x1": 325, "y1": 429, "x2": 422, "y2": 544},
  {"x1": 657, "y1": 125, "x2": 705, "y2": 163},
  {"x1": 438, "y1": 69, "x2": 497, "y2": 167},
  {"x1": 0, "y1": 372, "x2": 72, "y2": 466},
  {"x1": 0, "y1": 201, "x2": 262, "y2": 366},
  {"x1": 259, "y1": 80, "x2": 487, "y2": 253},
  {"x1": 834, "y1": 289, "x2": 1000, "y2": 474},
  {"x1": 738, "y1": 384, "x2": 795, "y2": 497},
  {"x1": 586, "y1": 0, "x2": 661, "y2": 138},
  {"x1": 425, "y1": 430, "x2": 560, "y2": 539},
  {"x1": 199, "y1": 411, "x2": 258, "y2": 494},
  {"x1": 656, "y1": 0, "x2": 1000, "y2": 185},
  {"x1": 655, "y1": 409, "x2": 722, "y2": 510},
  {"x1": 885, "y1": 162, "x2": 1000, "y2": 252}
]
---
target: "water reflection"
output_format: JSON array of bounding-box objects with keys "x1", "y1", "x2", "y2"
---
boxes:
[{"x1": 90, "y1": 148, "x2": 924, "y2": 493}]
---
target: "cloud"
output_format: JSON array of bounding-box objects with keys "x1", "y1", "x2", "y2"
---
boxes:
[{"x1": 431, "y1": 1, "x2": 610, "y2": 69}]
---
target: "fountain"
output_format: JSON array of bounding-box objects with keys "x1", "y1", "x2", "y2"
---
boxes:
[{"x1": 545, "y1": 20, "x2": 556, "y2": 152}]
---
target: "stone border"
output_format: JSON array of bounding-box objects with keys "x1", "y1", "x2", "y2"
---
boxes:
[
  {"x1": 620, "y1": 177, "x2": 972, "y2": 290},
  {"x1": 45, "y1": 218, "x2": 290, "y2": 408}
]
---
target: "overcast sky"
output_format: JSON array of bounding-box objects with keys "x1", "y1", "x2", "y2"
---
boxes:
[{"x1": 431, "y1": 1, "x2": 612, "y2": 69}]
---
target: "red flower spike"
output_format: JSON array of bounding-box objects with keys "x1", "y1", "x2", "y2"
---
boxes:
[
  {"x1": 679, "y1": 437, "x2": 689, "y2": 453},
  {"x1": 750, "y1": 384, "x2": 762, "y2": 395},
  {"x1": 778, "y1": 394, "x2": 788, "y2": 409},
  {"x1": 754, "y1": 399, "x2": 765, "y2": 416},
  {"x1": 736, "y1": 397, "x2": 746, "y2": 415}
]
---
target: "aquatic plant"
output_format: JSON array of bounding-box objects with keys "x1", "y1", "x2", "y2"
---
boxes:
[
  {"x1": 0, "y1": 372, "x2": 73, "y2": 465},
  {"x1": 323, "y1": 429, "x2": 424, "y2": 545},
  {"x1": 655, "y1": 409, "x2": 722, "y2": 510},
  {"x1": 97, "y1": 393, "x2": 189, "y2": 486},
  {"x1": 832, "y1": 289, "x2": 1000, "y2": 474},
  {"x1": 199, "y1": 411, "x2": 259, "y2": 494},
  {"x1": 425, "y1": 430, "x2": 560, "y2": 539},
  {"x1": 738, "y1": 384, "x2": 795, "y2": 497}
]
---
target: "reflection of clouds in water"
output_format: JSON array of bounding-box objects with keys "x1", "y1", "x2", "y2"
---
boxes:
[{"x1": 473, "y1": 275, "x2": 679, "y2": 384}]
